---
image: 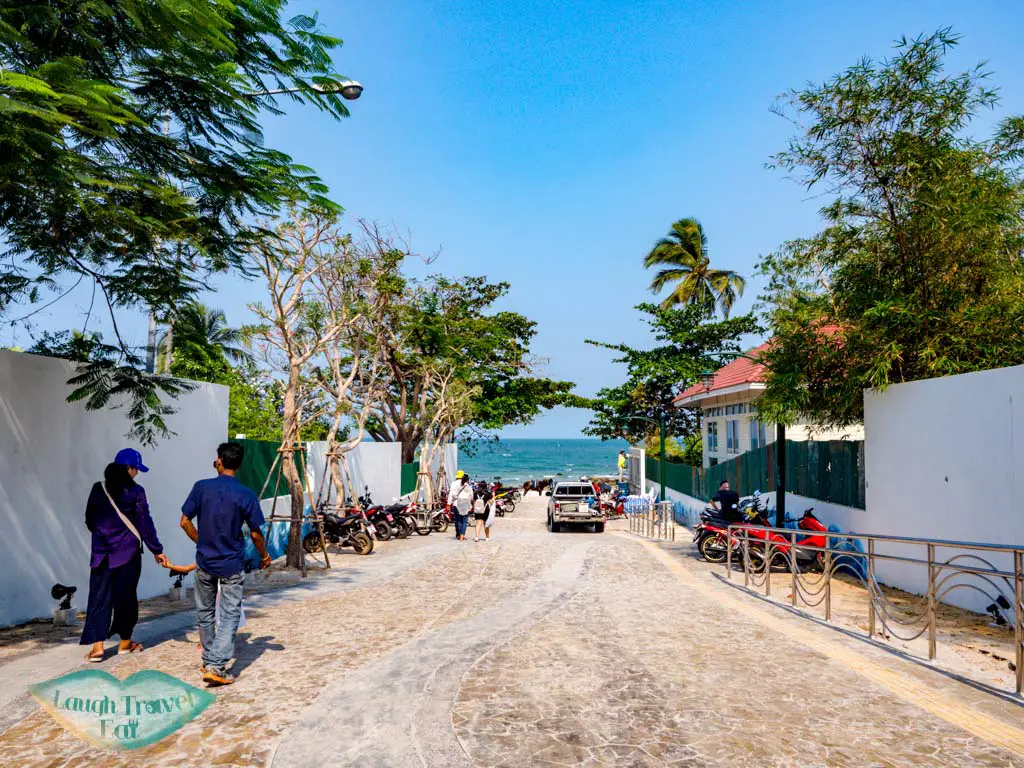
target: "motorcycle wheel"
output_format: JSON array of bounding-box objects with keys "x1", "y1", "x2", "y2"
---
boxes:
[
  {"x1": 415, "y1": 520, "x2": 432, "y2": 536},
  {"x1": 350, "y1": 531, "x2": 374, "y2": 555},
  {"x1": 302, "y1": 531, "x2": 323, "y2": 554},
  {"x1": 374, "y1": 520, "x2": 393, "y2": 542},
  {"x1": 699, "y1": 534, "x2": 728, "y2": 564},
  {"x1": 744, "y1": 548, "x2": 766, "y2": 571},
  {"x1": 513, "y1": 490, "x2": 522, "y2": 502},
  {"x1": 432, "y1": 516, "x2": 449, "y2": 533},
  {"x1": 394, "y1": 517, "x2": 412, "y2": 539}
]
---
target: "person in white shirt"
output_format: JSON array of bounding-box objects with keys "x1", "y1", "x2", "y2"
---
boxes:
[{"x1": 447, "y1": 471, "x2": 473, "y2": 541}]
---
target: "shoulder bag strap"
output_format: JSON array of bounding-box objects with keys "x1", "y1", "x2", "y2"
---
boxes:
[{"x1": 101, "y1": 484, "x2": 143, "y2": 545}]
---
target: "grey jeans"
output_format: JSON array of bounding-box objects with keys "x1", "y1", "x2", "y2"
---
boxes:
[{"x1": 194, "y1": 567, "x2": 244, "y2": 673}]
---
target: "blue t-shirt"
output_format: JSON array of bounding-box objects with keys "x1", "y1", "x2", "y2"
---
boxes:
[{"x1": 182, "y1": 475, "x2": 265, "y2": 577}]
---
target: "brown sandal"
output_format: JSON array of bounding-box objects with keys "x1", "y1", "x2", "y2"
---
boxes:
[
  {"x1": 117, "y1": 641, "x2": 144, "y2": 654},
  {"x1": 85, "y1": 649, "x2": 104, "y2": 663}
]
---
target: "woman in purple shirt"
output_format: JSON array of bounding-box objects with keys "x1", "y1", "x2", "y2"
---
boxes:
[{"x1": 81, "y1": 449, "x2": 168, "y2": 662}]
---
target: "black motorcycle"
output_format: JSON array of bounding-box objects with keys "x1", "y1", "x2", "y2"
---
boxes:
[{"x1": 303, "y1": 508, "x2": 373, "y2": 555}]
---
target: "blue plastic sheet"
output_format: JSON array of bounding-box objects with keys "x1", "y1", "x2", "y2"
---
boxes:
[{"x1": 243, "y1": 510, "x2": 313, "y2": 570}]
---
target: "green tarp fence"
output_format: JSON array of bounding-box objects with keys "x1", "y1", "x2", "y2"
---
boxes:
[
  {"x1": 645, "y1": 439, "x2": 865, "y2": 509},
  {"x1": 234, "y1": 438, "x2": 308, "y2": 500},
  {"x1": 400, "y1": 462, "x2": 418, "y2": 496}
]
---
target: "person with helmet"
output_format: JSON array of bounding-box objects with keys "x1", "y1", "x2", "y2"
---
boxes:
[{"x1": 447, "y1": 470, "x2": 473, "y2": 541}]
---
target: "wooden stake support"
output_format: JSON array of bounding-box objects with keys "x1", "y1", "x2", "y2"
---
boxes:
[{"x1": 258, "y1": 442, "x2": 330, "y2": 576}]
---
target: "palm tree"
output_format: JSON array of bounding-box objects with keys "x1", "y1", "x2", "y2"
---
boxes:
[
  {"x1": 642, "y1": 218, "x2": 746, "y2": 317},
  {"x1": 157, "y1": 302, "x2": 250, "y2": 373}
]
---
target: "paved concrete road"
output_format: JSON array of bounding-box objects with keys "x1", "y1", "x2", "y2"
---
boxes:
[{"x1": 2, "y1": 496, "x2": 1024, "y2": 766}]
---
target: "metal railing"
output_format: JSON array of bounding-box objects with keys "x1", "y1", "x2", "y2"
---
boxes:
[
  {"x1": 629, "y1": 501, "x2": 676, "y2": 541},
  {"x1": 724, "y1": 524, "x2": 1024, "y2": 693}
]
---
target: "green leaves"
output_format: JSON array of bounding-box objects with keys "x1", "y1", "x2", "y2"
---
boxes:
[
  {"x1": 0, "y1": 0, "x2": 355, "y2": 442},
  {"x1": 759, "y1": 29, "x2": 1024, "y2": 428},
  {"x1": 642, "y1": 218, "x2": 746, "y2": 316},
  {"x1": 580, "y1": 303, "x2": 762, "y2": 444}
]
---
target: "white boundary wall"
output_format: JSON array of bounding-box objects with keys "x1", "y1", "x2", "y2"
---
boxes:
[
  {"x1": 306, "y1": 441, "x2": 403, "y2": 506},
  {"x1": 304, "y1": 441, "x2": 458, "y2": 507},
  {"x1": 646, "y1": 481, "x2": 861, "y2": 533},
  {"x1": 0, "y1": 350, "x2": 228, "y2": 626},
  {"x1": 863, "y1": 365, "x2": 1024, "y2": 612}
]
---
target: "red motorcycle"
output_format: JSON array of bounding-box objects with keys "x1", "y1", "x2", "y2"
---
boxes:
[{"x1": 733, "y1": 508, "x2": 829, "y2": 572}]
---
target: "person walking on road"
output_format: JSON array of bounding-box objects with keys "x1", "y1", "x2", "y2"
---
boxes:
[
  {"x1": 473, "y1": 483, "x2": 494, "y2": 542},
  {"x1": 617, "y1": 450, "x2": 627, "y2": 482},
  {"x1": 447, "y1": 470, "x2": 473, "y2": 541},
  {"x1": 179, "y1": 442, "x2": 271, "y2": 687},
  {"x1": 81, "y1": 449, "x2": 169, "y2": 662}
]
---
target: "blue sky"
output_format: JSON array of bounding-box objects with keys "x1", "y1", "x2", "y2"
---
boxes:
[{"x1": 9, "y1": 1, "x2": 1024, "y2": 437}]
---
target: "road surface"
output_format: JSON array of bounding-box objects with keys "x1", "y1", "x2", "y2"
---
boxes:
[{"x1": 1, "y1": 496, "x2": 1023, "y2": 766}]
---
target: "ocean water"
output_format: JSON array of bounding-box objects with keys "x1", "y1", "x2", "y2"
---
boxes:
[{"x1": 457, "y1": 438, "x2": 630, "y2": 483}]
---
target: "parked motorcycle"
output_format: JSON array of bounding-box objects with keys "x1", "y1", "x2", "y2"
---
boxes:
[{"x1": 303, "y1": 508, "x2": 374, "y2": 555}]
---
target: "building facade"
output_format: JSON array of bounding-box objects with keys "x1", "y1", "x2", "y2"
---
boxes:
[{"x1": 674, "y1": 343, "x2": 863, "y2": 468}]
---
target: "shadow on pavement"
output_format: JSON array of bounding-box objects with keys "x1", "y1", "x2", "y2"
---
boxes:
[{"x1": 230, "y1": 632, "x2": 285, "y2": 676}]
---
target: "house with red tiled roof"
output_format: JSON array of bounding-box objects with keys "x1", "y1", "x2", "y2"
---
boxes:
[{"x1": 674, "y1": 342, "x2": 863, "y2": 468}]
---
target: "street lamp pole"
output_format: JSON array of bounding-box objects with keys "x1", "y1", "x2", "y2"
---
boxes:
[{"x1": 659, "y1": 411, "x2": 666, "y2": 505}]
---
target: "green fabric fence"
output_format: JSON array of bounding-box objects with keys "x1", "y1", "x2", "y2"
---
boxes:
[
  {"x1": 234, "y1": 439, "x2": 308, "y2": 500},
  {"x1": 644, "y1": 440, "x2": 865, "y2": 509},
  {"x1": 400, "y1": 462, "x2": 418, "y2": 496}
]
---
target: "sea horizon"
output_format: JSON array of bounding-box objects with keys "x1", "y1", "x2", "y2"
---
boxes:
[{"x1": 457, "y1": 437, "x2": 630, "y2": 483}]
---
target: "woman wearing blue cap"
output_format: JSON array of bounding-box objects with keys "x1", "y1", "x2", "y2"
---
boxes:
[{"x1": 80, "y1": 448, "x2": 169, "y2": 662}]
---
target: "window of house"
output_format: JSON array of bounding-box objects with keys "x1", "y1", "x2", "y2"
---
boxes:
[
  {"x1": 707, "y1": 421, "x2": 719, "y2": 453},
  {"x1": 726, "y1": 419, "x2": 739, "y2": 453},
  {"x1": 750, "y1": 419, "x2": 767, "y2": 449}
]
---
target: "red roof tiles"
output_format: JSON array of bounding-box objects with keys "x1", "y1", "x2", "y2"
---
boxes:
[{"x1": 674, "y1": 342, "x2": 771, "y2": 404}]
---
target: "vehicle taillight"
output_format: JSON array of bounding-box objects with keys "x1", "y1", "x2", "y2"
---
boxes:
[{"x1": 554, "y1": 502, "x2": 560, "y2": 511}]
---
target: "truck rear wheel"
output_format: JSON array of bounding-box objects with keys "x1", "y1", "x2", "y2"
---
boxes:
[
  {"x1": 594, "y1": 522, "x2": 605, "y2": 533},
  {"x1": 549, "y1": 517, "x2": 560, "y2": 533}
]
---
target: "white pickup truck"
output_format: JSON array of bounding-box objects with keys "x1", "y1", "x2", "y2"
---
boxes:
[{"x1": 547, "y1": 481, "x2": 605, "y2": 533}]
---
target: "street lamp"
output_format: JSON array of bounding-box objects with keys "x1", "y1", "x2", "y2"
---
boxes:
[
  {"x1": 255, "y1": 80, "x2": 364, "y2": 100},
  {"x1": 700, "y1": 351, "x2": 787, "y2": 527},
  {"x1": 145, "y1": 79, "x2": 365, "y2": 372}
]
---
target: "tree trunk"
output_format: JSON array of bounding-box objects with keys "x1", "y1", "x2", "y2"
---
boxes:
[{"x1": 282, "y1": 364, "x2": 305, "y2": 569}]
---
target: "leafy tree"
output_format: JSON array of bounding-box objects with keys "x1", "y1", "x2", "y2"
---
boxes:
[
  {"x1": 757, "y1": 29, "x2": 1024, "y2": 428},
  {"x1": 576, "y1": 303, "x2": 762, "y2": 445},
  {"x1": 364, "y1": 274, "x2": 574, "y2": 463},
  {"x1": 159, "y1": 302, "x2": 251, "y2": 374},
  {"x1": 0, "y1": 0, "x2": 355, "y2": 442},
  {"x1": 643, "y1": 218, "x2": 746, "y2": 316}
]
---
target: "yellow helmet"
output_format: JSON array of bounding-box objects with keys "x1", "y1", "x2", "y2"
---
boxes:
[{"x1": 455, "y1": 470, "x2": 465, "y2": 479}]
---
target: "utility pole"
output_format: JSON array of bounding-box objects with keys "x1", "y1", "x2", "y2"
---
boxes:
[
  {"x1": 775, "y1": 424, "x2": 786, "y2": 527},
  {"x1": 659, "y1": 411, "x2": 666, "y2": 504}
]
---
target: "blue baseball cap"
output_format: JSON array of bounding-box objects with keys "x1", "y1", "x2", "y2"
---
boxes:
[{"x1": 114, "y1": 448, "x2": 149, "y2": 473}]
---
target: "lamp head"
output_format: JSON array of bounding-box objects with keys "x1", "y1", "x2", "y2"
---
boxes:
[
  {"x1": 699, "y1": 370, "x2": 716, "y2": 390},
  {"x1": 339, "y1": 80, "x2": 364, "y2": 100}
]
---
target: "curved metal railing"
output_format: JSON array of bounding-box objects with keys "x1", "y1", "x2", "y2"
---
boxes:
[{"x1": 724, "y1": 524, "x2": 1024, "y2": 693}]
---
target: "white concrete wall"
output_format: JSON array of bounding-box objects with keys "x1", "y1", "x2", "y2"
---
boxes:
[
  {"x1": 0, "y1": 350, "x2": 228, "y2": 627},
  {"x1": 305, "y1": 441, "x2": 403, "y2": 506},
  {"x1": 863, "y1": 366, "x2": 1024, "y2": 613},
  {"x1": 645, "y1": 481, "x2": 862, "y2": 533},
  {"x1": 304, "y1": 441, "x2": 458, "y2": 506}
]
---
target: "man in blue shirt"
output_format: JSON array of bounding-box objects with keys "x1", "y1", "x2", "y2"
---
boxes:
[{"x1": 180, "y1": 441, "x2": 270, "y2": 686}]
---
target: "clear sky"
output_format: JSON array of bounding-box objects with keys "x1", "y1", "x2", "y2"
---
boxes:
[{"x1": 8, "y1": 1, "x2": 1024, "y2": 437}]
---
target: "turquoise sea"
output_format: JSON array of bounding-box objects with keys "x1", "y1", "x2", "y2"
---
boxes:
[{"x1": 458, "y1": 438, "x2": 630, "y2": 483}]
